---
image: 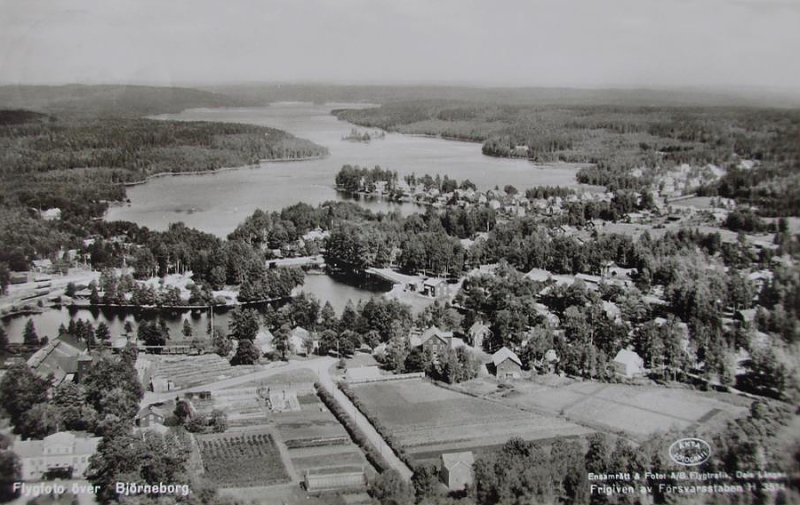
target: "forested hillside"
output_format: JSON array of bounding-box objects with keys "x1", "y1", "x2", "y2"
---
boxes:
[
  {"x1": 335, "y1": 103, "x2": 799, "y2": 216},
  {"x1": 0, "y1": 84, "x2": 248, "y2": 118},
  {"x1": 0, "y1": 85, "x2": 328, "y2": 270}
]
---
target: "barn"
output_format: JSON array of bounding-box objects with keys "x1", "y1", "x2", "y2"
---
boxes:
[{"x1": 492, "y1": 347, "x2": 522, "y2": 379}]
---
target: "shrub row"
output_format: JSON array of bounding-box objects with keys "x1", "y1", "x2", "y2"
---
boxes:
[
  {"x1": 338, "y1": 382, "x2": 417, "y2": 471},
  {"x1": 313, "y1": 382, "x2": 391, "y2": 472},
  {"x1": 284, "y1": 436, "x2": 349, "y2": 449}
]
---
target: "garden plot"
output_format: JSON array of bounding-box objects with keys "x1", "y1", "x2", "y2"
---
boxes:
[
  {"x1": 198, "y1": 429, "x2": 289, "y2": 487},
  {"x1": 289, "y1": 445, "x2": 366, "y2": 473},
  {"x1": 350, "y1": 379, "x2": 591, "y2": 465},
  {"x1": 277, "y1": 391, "x2": 371, "y2": 479},
  {"x1": 278, "y1": 411, "x2": 350, "y2": 447},
  {"x1": 149, "y1": 354, "x2": 258, "y2": 390},
  {"x1": 186, "y1": 387, "x2": 268, "y2": 429}
]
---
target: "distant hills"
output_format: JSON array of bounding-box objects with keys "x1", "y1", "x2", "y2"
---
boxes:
[
  {"x1": 0, "y1": 84, "x2": 251, "y2": 118},
  {"x1": 2, "y1": 84, "x2": 797, "y2": 118},
  {"x1": 207, "y1": 83, "x2": 800, "y2": 109}
]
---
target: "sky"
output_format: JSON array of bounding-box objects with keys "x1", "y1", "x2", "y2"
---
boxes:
[{"x1": 1, "y1": 0, "x2": 799, "y2": 90}]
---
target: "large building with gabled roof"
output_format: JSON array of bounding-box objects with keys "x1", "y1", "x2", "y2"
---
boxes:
[{"x1": 492, "y1": 347, "x2": 523, "y2": 379}]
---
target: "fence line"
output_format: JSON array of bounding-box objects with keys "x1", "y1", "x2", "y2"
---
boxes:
[{"x1": 346, "y1": 372, "x2": 424, "y2": 384}]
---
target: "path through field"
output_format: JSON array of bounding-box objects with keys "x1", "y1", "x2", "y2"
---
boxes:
[{"x1": 308, "y1": 359, "x2": 415, "y2": 481}]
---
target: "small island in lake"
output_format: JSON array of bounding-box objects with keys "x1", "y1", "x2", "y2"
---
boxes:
[{"x1": 342, "y1": 127, "x2": 385, "y2": 143}]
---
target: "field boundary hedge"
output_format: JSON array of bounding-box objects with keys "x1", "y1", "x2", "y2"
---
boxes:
[
  {"x1": 338, "y1": 382, "x2": 417, "y2": 471},
  {"x1": 314, "y1": 381, "x2": 391, "y2": 473}
]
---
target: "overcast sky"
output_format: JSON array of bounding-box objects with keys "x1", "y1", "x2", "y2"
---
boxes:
[{"x1": 1, "y1": 0, "x2": 798, "y2": 89}]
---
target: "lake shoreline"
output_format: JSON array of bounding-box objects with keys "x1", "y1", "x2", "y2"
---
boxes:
[{"x1": 121, "y1": 154, "x2": 329, "y2": 187}]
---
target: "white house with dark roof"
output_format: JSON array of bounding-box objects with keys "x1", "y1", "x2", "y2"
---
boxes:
[{"x1": 13, "y1": 432, "x2": 100, "y2": 481}]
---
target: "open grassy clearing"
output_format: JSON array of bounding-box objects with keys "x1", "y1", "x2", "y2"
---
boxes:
[
  {"x1": 350, "y1": 379, "x2": 590, "y2": 465},
  {"x1": 220, "y1": 368, "x2": 318, "y2": 389},
  {"x1": 456, "y1": 377, "x2": 750, "y2": 440}
]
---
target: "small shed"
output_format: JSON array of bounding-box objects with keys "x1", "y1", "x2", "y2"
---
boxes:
[
  {"x1": 422, "y1": 278, "x2": 447, "y2": 298},
  {"x1": 613, "y1": 349, "x2": 644, "y2": 379},
  {"x1": 734, "y1": 308, "x2": 758, "y2": 328},
  {"x1": 440, "y1": 451, "x2": 475, "y2": 491}
]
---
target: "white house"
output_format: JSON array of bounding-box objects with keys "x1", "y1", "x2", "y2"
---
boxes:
[
  {"x1": 612, "y1": 349, "x2": 644, "y2": 379},
  {"x1": 254, "y1": 329, "x2": 274, "y2": 354},
  {"x1": 13, "y1": 432, "x2": 100, "y2": 481}
]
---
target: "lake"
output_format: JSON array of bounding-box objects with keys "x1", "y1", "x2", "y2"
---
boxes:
[
  {"x1": 105, "y1": 102, "x2": 592, "y2": 238},
  {"x1": 2, "y1": 273, "x2": 390, "y2": 344},
  {"x1": 7, "y1": 102, "x2": 592, "y2": 342}
]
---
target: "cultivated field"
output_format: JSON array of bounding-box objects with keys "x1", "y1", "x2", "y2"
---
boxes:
[
  {"x1": 149, "y1": 354, "x2": 259, "y2": 390},
  {"x1": 198, "y1": 429, "x2": 290, "y2": 487},
  {"x1": 276, "y1": 392, "x2": 371, "y2": 480},
  {"x1": 457, "y1": 378, "x2": 750, "y2": 439},
  {"x1": 349, "y1": 378, "x2": 591, "y2": 466}
]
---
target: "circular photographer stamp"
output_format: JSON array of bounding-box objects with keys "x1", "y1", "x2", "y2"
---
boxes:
[{"x1": 669, "y1": 438, "x2": 711, "y2": 467}]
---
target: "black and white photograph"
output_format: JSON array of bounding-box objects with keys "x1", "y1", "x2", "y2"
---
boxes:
[{"x1": 0, "y1": 1, "x2": 798, "y2": 504}]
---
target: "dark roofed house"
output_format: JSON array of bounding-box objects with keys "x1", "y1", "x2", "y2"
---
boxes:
[
  {"x1": 734, "y1": 308, "x2": 758, "y2": 328},
  {"x1": 419, "y1": 326, "x2": 452, "y2": 357},
  {"x1": 135, "y1": 405, "x2": 170, "y2": 428},
  {"x1": 492, "y1": 347, "x2": 522, "y2": 379},
  {"x1": 440, "y1": 451, "x2": 475, "y2": 491},
  {"x1": 422, "y1": 277, "x2": 452, "y2": 298},
  {"x1": 27, "y1": 335, "x2": 89, "y2": 385}
]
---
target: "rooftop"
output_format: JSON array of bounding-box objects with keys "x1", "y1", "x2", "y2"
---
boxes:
[
  {"x1": 492, "y1": 347, "x2": 522, "y2": 367},
  {"x1": 441, "y1": 451, "x2": 475, "y2": 470}
]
